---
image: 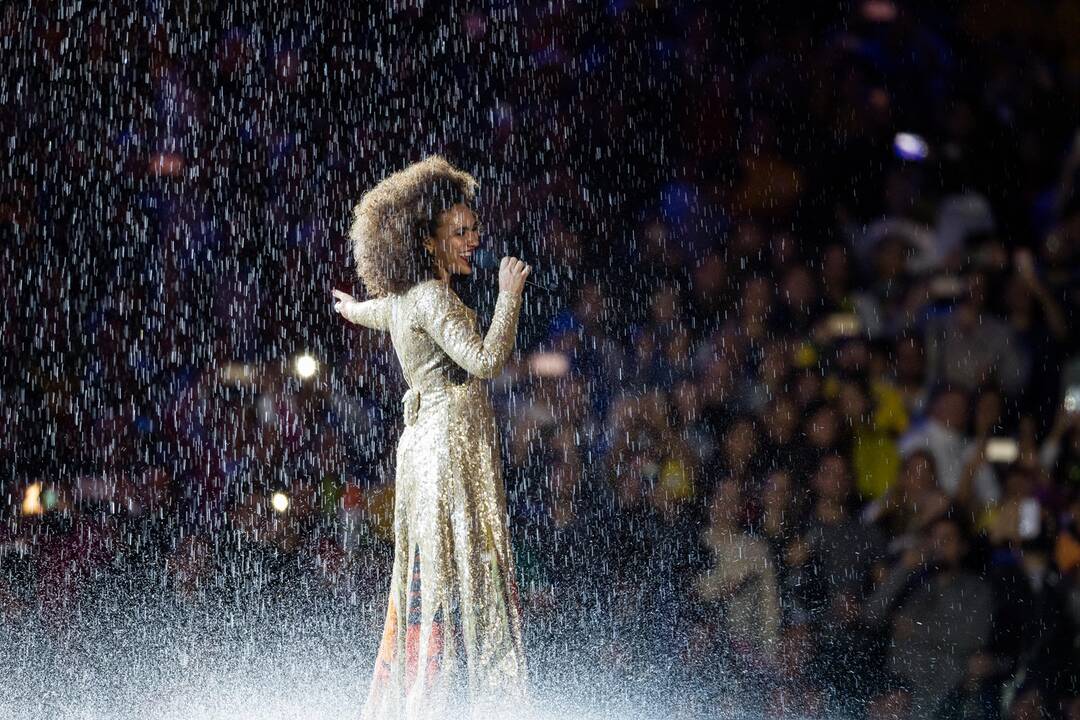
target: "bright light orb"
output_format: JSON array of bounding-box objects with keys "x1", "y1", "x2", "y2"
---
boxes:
[
  {"x1": 271, "y1": 491, "x2": 290, "y2": 513},
  {"x1": 294, "y1": 353, "x2": 318, "y2": 379},
  {"x1": 894, "y1": 132, "x2": 929, "y2": 161},
  {"x1": 21, "y1": 482, "x2": 43, "y2": 516}
]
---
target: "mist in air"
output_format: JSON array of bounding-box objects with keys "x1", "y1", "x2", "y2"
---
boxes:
[{"x1": 4, "y1": 1, "x2": 1080, "y2": 719}]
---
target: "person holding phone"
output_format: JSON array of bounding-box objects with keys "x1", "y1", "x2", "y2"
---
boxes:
[{"x1": 332, "y1": 155, "x2": 531, "y2": 720}]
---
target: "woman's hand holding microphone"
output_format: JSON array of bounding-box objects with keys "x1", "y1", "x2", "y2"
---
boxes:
[{"x1": 499, "y1": 256, "x2": 531, "y2": 295}]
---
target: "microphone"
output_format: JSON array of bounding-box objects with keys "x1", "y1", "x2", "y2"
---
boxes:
[{"x1": 472, "y1": 247, "x2": 553, "y2": 292}]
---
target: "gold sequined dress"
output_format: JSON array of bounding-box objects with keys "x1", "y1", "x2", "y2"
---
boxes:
[{"x1": 338, "y1": 278, "x2": 528, "y2": 720}]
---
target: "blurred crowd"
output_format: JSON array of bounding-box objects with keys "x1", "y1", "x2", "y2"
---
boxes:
[{"x1": 4, "y1": 0, "x2": 1080, "y2": 718}]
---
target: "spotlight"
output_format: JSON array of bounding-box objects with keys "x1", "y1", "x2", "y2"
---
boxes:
[
  {"x1": 528, "y1": 351, "x2": 571, "y2": 378},
  {"x1": 985, "y1": 438, "x2": 1019, "y2": 464},
  {"x1": 861, "y1": 0, "x2": 898, "y2": 22},
  {"x1": 271, "y1": 491, "x2": 290, "y2": 513},
  {"x1": 219, "y1": 362, "x2": 255, "y2": 383},
  {"x1": 294, "y1": 353, "x2": 319, "y2": 379},
  {"x1": 1065, "y1": 385, "x2": 1080, "y2": 415},
  {"x1": 21, "y1": 482, "x2": 43, "y2": 516},
  {"x1": 894, "y1": 132, "x2": 929, "y2": 161}
]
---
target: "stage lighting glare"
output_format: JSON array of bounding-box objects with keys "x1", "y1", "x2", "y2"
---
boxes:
[
  {"x1": 220, "y1": 362, "x2": 255, "y2": 383},
  {"x1": 271, "y1": 491, "x2": 290, "y2": 513},
  {"x1": 862, "y1": 0, "x2": 898, "y2": 22},
  {"x1": 21, "y1": 482, "x2": 43, "y2": 516},
  {"x1": 294, "y1": 353, "x2": 319, "y2": 379},
  {"x1": 894, "y1": 132, "x2": 929, "y2": 161},
  {"x1": 528, "y1": 351, "x2": 571, "y2": 378}
]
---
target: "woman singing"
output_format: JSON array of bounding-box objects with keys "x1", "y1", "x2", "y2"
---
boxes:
[{"x1": 331, "y1": 155, "x2": 530, "y2": 720}]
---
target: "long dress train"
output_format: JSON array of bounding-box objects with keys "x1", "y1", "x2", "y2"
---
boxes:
[{"x1": 339, "y1": 278, "x2": 528, "y2": 720}]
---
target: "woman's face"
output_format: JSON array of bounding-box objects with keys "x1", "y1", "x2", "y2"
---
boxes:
[{"x1": 425, "y1": 203, "x2": 481, "y2": 278}]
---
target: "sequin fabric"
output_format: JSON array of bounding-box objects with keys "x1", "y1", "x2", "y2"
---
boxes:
[{"x1": 339, "y1": 279, "x2": 528, "y2": 720}]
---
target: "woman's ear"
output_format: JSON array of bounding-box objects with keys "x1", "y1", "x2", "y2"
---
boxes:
[{"x1": 422, "y1": 236, "x2": 436, "y2": 254}]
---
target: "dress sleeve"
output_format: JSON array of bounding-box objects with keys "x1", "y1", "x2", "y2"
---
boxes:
[
  {"x1": 339, "y1": 297, "x2": 391, "y2": 331},
  {"x1": 416, "y1": 281, "x2": 523, "y2": 379}
]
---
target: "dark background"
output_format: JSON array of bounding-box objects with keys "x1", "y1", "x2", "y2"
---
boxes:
[{"x1": 2, "y1": 0, "x2": 1080, "y2": 717}]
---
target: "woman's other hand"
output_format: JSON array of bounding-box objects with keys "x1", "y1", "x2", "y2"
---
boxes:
[
  {"x1": 498, "y1": 256, "x2": 531, "y2": 295},
  {"x1": 331, "y1": 288, "x2": 357, "y2": 316}
]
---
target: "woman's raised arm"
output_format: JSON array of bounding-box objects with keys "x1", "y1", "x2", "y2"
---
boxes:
[
  {"x1": 332, "y1": 289, "x2": 390, "y2": 331},
  {"x1": 415, "y1": 281, "x2": 523, "y2": 379}
]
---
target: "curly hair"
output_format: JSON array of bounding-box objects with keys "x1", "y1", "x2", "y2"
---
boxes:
[{"x1": 349, "y1": 154, "x2": 479, "y2": 297}]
